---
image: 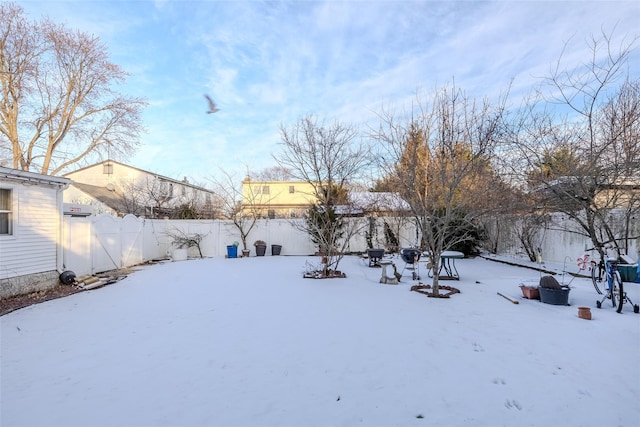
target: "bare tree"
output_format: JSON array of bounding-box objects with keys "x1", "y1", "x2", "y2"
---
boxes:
[
  {"x1": 252, "y1": 166, "x2": 293, "y2": 181},
  {"x1": 116, "y1": 177, "x2": 174, "y2": 218},
  {"x1": 372, "y1": 84, "x2": 507, "y2": 295},
  {"x1": 276, "y1": 115, "x2": 371, "y2": 275},
  {"x1": 209, "y1": 169, "x2": 273, "y2": 254},
  {"x1": 164, "y1": 227, "x2": 205, "y2": 258},
  {"x1": 506, "y1": 31, "x2": 640, "y2": 260},
  {"x1": 0, "y1": 3, "x2": 146, "y2": 175},
  {"x1": 112, "y1": 177, "x2": 215, "y2": 219}
]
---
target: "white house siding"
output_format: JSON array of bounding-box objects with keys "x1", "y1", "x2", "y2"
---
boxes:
[
  {"x1": 0, "y1": 169, "x2": 69, "y2": 299},
  {"x1": 64, "y1": 161, "x2": 136, "y2": 187},
  {"x1": 63, "y1": 161, "x2": 217, "y2": 217}
]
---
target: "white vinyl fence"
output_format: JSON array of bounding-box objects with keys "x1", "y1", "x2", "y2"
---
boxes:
[
  {"x1": 483, "y1": 212, "x2": 639, "y2": 265},
  {"x1": 62, "y1": 215, "x2": 420, "y2": 276},
  {"x1": 62, "y1": 213, "x2": 639, "y2": 277}
]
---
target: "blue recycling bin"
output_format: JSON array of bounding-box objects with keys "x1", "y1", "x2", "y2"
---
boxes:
[{"x1": 226, "y1": 245, "x2": 238, "y2": 258}]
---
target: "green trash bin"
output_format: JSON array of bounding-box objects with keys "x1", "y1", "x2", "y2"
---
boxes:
[{"x1": 618, "y1": 264, "x2": 638, "y2": 282}]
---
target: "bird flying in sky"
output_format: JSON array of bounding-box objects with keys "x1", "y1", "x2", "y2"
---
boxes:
[{"x1": 204, "y1": 94, "x2": 219, "y2": 114}]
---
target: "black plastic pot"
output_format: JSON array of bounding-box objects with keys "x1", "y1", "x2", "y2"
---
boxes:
[
  {"x1": 271, "y1": 244, "x2": 282, "y2": 256},
  {"x1": 539, "y1": 286, "x2": 570, "y2": 305},
  {"x1": 255, "y1": 245, "x2": 267, "y2": 256}
]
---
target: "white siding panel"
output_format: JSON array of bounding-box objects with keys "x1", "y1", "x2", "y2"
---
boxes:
[{"x1": 0, "y1": 183, "x2": 60, "y2": 279}]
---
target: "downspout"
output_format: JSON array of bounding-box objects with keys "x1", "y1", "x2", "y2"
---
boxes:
[{"x1": 56, "y1": 181, "x2": 70, "y2": 274}]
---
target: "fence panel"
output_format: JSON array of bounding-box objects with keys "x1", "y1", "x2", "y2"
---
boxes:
[
  {"x1": 121, "y1": 215, "x2": 144, "y2": 268},
  {"x1": 91, "y1": 214, "x2": 123, "y2": 274},
  {"x1": 62, "y1": 216, "x2": 92, "y2": 276},
  {"x1": 62, "y1": 213, "x2": 638, "y2": 276}
]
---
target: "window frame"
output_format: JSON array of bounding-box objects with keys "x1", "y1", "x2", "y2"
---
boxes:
[
  {"x1": 0, "y1": 187, "x2": 14, "y2": 236},
  {"x1": 103, "y1": 162, "x2": 114, "y2": 175}
]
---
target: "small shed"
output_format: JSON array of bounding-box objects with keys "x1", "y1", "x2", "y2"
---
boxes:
[{"x1": 0, "y1": 167, "x2": 71, "y2": 299}]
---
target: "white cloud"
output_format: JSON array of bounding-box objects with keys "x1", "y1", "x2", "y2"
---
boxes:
[{"x1": 15, "y1": 0, "x2": 640, "y2": 183}]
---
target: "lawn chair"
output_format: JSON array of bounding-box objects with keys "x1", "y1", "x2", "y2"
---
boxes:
[{"x1": 400, "y1": 248, "x2": 422, "y2": 280}]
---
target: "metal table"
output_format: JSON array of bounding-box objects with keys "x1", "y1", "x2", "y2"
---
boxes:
[{"x1": 428, "y1": 250, "x2": 464, "y2": 280}]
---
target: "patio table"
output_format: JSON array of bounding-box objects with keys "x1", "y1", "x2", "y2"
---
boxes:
[{"x1": 427, "y1": 250, "x2": 464, "y2": 280}]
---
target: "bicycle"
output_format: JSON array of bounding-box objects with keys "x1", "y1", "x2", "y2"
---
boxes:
[{"x1": 590, "y1": 256, "x2": 639, "y2": 313}]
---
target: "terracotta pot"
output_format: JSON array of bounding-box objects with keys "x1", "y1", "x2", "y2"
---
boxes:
[
  {"x1": 519, "y1": 285, "x2": 540, "y2": 300},
  {"x1": 578, "y1": 306, "x2": 592, "y2": 320}
]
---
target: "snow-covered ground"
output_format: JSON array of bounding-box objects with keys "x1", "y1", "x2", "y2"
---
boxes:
[{"x1": 2, "y1": 254, "x2": 639, "y2": 427}]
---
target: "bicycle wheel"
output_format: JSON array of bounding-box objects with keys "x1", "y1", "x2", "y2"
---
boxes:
[
  {"x1": 591, "y1": 261, "x2": 605, "y2": 294},
  {"x1": 612, "y1": 273, "x2": 624, "y2": 313}
]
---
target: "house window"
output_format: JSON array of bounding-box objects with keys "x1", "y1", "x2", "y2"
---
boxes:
[
  {"x1": 103, "y1": 162, "x2": 113, "y2": 174},
  {"x1": 289, "y1": 185, "x2": 295, "y2": 194},
  {"x1": 0, "y1": 189, "x2": 13, "y2": 235},
  {"x1": 181, "y1": 185, "x2": 186, "y2": 196},
  {"x1": 262, "y1": 185, "x2": 270, "y2": 195},
  {"x1": 158, "y1": 182, "x2": 174, "y2": 197}
]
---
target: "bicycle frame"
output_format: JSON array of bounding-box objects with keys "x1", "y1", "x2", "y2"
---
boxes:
[{"x1": 605, "y1": 259, "x2": 618, "y2": 290}]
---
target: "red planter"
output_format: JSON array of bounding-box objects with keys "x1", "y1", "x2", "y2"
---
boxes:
[{"x1": 519, "y1": 285, "x2": 540, "y2": 300}]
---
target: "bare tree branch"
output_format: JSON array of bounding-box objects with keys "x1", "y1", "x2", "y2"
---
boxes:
[{"x1": 0, "y1": 3, "x2": 147, "y2": 175}]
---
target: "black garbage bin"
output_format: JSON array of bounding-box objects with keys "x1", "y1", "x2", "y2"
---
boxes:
[{"x1": 59, "y1": 270, "x2": 76, "y2": 285}]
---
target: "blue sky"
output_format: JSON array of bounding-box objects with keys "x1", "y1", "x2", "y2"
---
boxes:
[{"x1": 17, "y1": 0, "x2": 640, "y2": 185}]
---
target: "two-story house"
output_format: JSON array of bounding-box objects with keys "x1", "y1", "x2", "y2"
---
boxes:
[
  {"x1": 63, "y1": 160, "x2": 218, "y2": 218},
  {"x1": 241, "y1": 177, "x2": 409, "y2": 218},
  {"x1": 241, "y1": 178, "x2": 316, "y2": 218}
]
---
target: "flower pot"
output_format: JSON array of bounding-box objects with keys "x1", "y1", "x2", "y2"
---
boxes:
[
  {"x1": 171, "y1": 248, "x2": 188, "y2": 262},
  {"x1": 519, "y1": 285, "x2": 540, "y2": 300},
  {"x1": 255, "y1": 245, "x2": 266, "y2": 256},
  {"x1": 271, "y1": 244, "x2": 282, "y2": 256},
  {"x1": 539, "y1": 286, "x2": 570, "y2": 305},
  {"x1": 578, "y1": 306, "x2": 592, "y2": 320},
  {"x1": 226, "y1": 245, "x2": 238, "y2": 259},
  {"x1": 242, "y1": 249, "x2": 250, "y2": 257}
]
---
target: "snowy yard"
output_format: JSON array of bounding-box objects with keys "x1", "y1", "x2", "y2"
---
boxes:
[{"x1": 2, "y1": 254, "x2": 639, "y2": 427}]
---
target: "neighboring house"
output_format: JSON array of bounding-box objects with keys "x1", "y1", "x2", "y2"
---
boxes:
[
  {"x1": 241, "y1": 178, "x2": 316, "y2": 218},
  {"x1": 63, "y1": 160, "x2": 218, "y2": 218},
  {"x1": 241, "y1": 178, "x2": 410, "y2": 218},
  {"x1": 532, "y1": 175, "x2": 640, "y2": 210},
  {"x1": 0, "y1": 167, "x2": 71, "y2": 299}
]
